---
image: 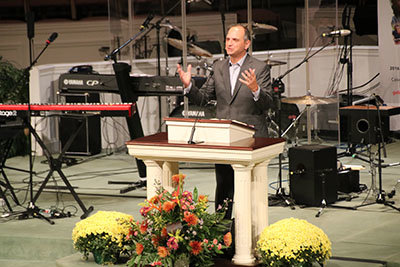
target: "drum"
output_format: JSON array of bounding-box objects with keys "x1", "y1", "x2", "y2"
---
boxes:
[
  {"x1": 192, "y1": 76, "x2": 207, "y2": 88},
  {"x1": 275, "y1": 102, "x2": 300, "y2": 130},
  {"x1": 169, "y1": 102, "x2": 216, "y2": 119},
  {"x1": 267, "y1": 102, "x2": 301, "y2": 140}
]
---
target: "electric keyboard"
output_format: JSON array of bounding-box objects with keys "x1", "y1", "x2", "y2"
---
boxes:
[
  {"x1": 0, "y1": 103, "x2": 136, "y2": 118},
  {"x1": 58, "y1": 73, "x2": 184, "y2": 96}
]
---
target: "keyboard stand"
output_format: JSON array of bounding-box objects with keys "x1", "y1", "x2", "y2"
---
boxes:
[
  {"x1": 27, "y1": 116, "x2": 94, "y2": 219},
  {"x1": 0, "y1": 138, "x2": 21, "y2": 212}
]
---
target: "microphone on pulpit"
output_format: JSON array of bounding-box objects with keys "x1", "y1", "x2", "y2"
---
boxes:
[
  {"x1": 187, "y1": 69, "x2": 214, "y2": 144},
  {"x1": 187, "y1": 94, "x2": 206, "y2": 144}
]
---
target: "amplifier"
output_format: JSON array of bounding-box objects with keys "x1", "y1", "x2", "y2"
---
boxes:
[
  {"x1": 59, "y1": 93, "x2": 101, "y2": 156},
  {"x1": 337, "y1": 169, "x2": 360, "y2": 193},
  {"x1": 289, "y1": 145, "x2": 338, "y2": 206}
]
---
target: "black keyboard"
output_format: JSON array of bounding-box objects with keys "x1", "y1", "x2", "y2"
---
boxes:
[{"x1": 58, "y1": 73, "x2": 184, "y2": 96}]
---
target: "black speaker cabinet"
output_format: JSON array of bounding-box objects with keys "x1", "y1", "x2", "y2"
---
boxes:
[
  {"x1": 289, "y1": 145, "x2": 338, "y2": 206},
  {"x1": 337, "y1": 169, "x2": 360, "y2": 193},
  {"x1": 59, "y1": 94, "x2": 101, "y2": 155},
  {"x1": 340, "y1": 108, "x2": 389, "y2": 144}
]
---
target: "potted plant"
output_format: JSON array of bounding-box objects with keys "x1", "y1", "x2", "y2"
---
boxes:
[
  {"x1": 72, "y1": 210, "x2": 134, "y2": 264},
  {"x1": 257, "y1": 217, "x2": 332, "y2": 267},
  {"x1": 125, "y1": 174, "x2": 232, "y2": 267}
]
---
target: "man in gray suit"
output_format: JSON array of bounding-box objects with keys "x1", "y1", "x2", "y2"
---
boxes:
[{"x1": 177, "y1": 24, "x2": 274, "y2": 218}]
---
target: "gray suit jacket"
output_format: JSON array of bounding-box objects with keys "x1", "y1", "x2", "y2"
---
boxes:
[{"x1": 186, "y1": 54, "x2": 273, "y2": 137}]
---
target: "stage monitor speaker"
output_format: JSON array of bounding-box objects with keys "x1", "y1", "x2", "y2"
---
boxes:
[
  {"x1": 289, "y1": 145, "x2": 338, "y2": 206},
  {"x1": 340, "y1": 109, "x2": 389, "y2": 144},
  {"x1": 59, "y1": 94, "x2": 101, "y2": 156}
]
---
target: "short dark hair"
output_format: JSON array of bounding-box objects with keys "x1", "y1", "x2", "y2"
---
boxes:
[{"x1": 227, "y1": 24, "x2": 251, "y2": 41}]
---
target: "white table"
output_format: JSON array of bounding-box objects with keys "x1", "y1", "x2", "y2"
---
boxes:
[{"x1": 126, "y1": 133, "x2": 284, "y2": 266}]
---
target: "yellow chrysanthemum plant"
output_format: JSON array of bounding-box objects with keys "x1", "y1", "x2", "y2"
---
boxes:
[
  {"x1": 72, "y1": 211, "x2": 134, "y2": 264},
  {"x1": 257, "y1": 218, "x2": 332, "y2": 267}
]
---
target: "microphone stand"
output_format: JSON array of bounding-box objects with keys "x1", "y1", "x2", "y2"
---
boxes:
[
  {"x1": 105, "y1": 28, "x2": 150, "y2": 63},
  {"x1": 105, "y1": 2, "x2": 182, "y2": 193},
  {"x1": 219, "y1": 0, "x2": 227, "y2": 58},
  {"x1": 105, "y1": 0, "x2": 181, "y2": 64},
  {"x1": 18, "y1": 38, "x2": 58, "y2": 225},
  {"x1": 187, "y1": 71, "x2": 213, "y2": 144},
  {"x1": 187, "y1": 117, "x2": 202, "y2": 144},
  {"x1": 105, "y1": 1, "x2": 182, "y2": 132},
  {"x1": 269, "y1": 38, "x2": 335, "y2": 208},
  {"x1": 338, "y1": 5, "x2": 357, "y2": 159},
  {"x1": 351, "y1": 99, "x2": 399, "y2": 212}
]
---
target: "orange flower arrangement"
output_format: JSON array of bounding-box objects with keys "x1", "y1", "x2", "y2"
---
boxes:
[
  {"x1": 136, "y1": 243, "x2": 144, "y2": 255},
  {"x1": 126, "y1": 174, "x2": 232, "y2": 267}
]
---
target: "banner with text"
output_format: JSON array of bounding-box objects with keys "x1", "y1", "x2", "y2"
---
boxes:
[{"x1": 378, "y1": 0, "x2": 400, "y2": 130}]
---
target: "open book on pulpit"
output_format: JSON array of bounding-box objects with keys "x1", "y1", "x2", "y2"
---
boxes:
[{"x1": 164, "y1": 117, "x2": 255, "y2": 146}]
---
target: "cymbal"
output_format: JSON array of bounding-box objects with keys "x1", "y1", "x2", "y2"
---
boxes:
[
  {"x1": 240, "y1": 22, "x2": 278, "y2": 34},
  {"x1": 159, "y1": 22, "x2": 180, "y2": 31},
  {"x1": 166, "y1": 38, "x2": 212, "y2": 58},
  {"x1": 265, "y1": 59, "x2": 286, "y2": 66},
  {"x1": 159, "y1": 23, "x2": 191, "y2": 35},
  {"x1": 281, "y1": 95, "x2": 338, "y2": 105}
]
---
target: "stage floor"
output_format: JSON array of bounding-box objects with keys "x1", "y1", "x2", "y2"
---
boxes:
[{"x1": 0, "y1": 138, "x2": 400, "y2": 267}]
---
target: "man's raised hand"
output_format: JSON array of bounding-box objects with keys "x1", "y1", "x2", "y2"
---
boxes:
[{"x1": 177, "y1": 64, "x2": 192, "y2": 88}]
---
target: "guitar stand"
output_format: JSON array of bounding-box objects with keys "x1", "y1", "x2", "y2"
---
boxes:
[{"x1": 22, "y1": 116, "x2": 94, "y2": 220}]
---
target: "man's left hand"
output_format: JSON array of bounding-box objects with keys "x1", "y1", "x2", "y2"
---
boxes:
[{"x1": 239, "y1": 68, "x2": 258, "y2": 92}]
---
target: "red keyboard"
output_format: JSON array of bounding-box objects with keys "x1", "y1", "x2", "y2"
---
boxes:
[{"x1": 0, "y1": 103, "x2": 136, "y2": 118}]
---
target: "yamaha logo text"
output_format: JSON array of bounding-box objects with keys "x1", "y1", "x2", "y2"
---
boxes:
[{"x1": 63, "y1": 79, "x2": 84, "y2": 86}]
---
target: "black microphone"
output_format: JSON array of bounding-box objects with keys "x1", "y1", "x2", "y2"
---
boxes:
[
  {"x1": 187, "y1": 93, "x2": 206, "y2": 144},
  {"x1": 321, "y1": 29, "x2": 351, "y2": 37},
  {"x1": 140, "y1": 13, "x2": 154, "y2": 29},
  {"x1": 187, "y1": 70, "x2": 214, "y2": 144},
  {"x1": 46, "y1": 32, "x2": 58, "y2": 45}
]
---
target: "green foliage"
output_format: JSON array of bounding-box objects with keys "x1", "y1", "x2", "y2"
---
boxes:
[
  {"x1": 0, "y1": 57, "x2": 30, "y2": 156},
  {"x1": 0, "y1": 56, "x2": 28, "y2": 103}
]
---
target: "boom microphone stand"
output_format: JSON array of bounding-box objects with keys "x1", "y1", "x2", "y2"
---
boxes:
[
  {"x1": 18, "y1": 32, "x2": 59, "y2": 225},
  {"x1": 105, "y1": 1, "x2": 182, "y2": 193},
  {"x1": 269, "y1": 38, "x2": 335, "y2": 208}
]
